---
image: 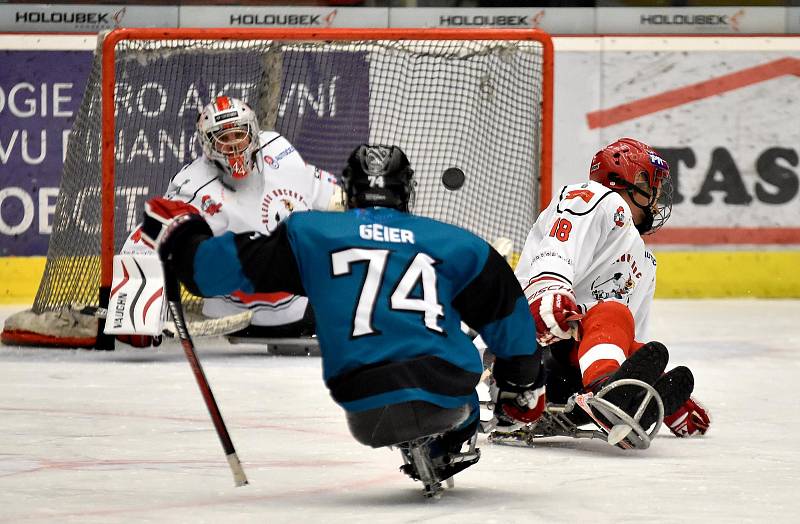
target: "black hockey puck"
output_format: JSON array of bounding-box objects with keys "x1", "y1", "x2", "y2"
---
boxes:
[{"x1": 442, "y1": 167, "x2": 465, "y2": 190}]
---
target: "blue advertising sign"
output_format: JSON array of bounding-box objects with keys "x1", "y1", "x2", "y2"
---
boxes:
[
  {"x1": 1, "y1": 46, "x2": 370, "y2": 256},
  {"x1": 276, "y1": 49, "x2": 370, "y2": 176},
  {"x1": 0, "y1": 50, "x2": 92, "y2": 255}
]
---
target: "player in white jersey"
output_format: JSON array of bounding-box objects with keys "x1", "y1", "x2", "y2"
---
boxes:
[
  {"x1": 516, "y1": 138, "x2": 710, "y2": 438},
  {"x1": 118, "y1": 96, "x2": 341, "y2": 347}
]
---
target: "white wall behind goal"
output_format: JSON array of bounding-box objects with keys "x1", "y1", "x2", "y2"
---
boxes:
[{"x1": 553, "y1": 36, "x2": 800, "y2": 248}]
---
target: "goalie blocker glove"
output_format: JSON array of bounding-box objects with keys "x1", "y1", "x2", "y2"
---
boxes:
[
  {"x1": 113, "y1": 197, "x2": 203, "y2": 349},
  {"x1": 141, "y1": 198, "x2": 212, "y2": 262}
]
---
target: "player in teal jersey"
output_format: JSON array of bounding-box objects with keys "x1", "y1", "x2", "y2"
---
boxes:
[{"x1": 140, "y1": 144, "x2": 545, "y2": 496}]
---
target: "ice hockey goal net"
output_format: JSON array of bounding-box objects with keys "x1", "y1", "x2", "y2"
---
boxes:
[{"x1": 1, "y1": 27, "x2": 553, "y2": 349}]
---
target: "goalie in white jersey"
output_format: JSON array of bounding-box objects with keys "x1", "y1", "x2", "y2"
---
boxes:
[
  {"x1": 119, "y1": 96, "x2": 341, "y2": 347},
  {"x1": 516, "y1": 138, "x2": 710, "y2": 438}
]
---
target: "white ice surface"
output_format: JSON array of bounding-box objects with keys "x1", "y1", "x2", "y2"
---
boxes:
[{"x1": 1, "y1": 299, "x2": 799, "y2": 523}]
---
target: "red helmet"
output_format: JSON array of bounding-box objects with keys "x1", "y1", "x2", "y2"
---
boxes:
[{"x1": 589, "y1": 138, "x2": 673, "y2": 234}]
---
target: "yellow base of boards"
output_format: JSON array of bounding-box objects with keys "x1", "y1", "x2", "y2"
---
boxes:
[
  {"x1": 653, "y1": 251, "x2": 800, "y2": 298},
  {"x1": 1, "y1": 251, "x2": 799, "y2": 304},
  {"x1": 0, "y1": 257, "x2": 47, "y2": 304}
]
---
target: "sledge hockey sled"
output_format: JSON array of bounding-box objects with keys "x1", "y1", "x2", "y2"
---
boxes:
[
  {"x1": 398, "y1": 432, "x2": 481, "y2": 498},
  {"x1": 488, "y1": 378, "x2": 665, "y2": 450}
]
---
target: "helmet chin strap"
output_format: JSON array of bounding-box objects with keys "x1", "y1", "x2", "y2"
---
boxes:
[
  {"x1": 611, "y1": 175, "x2": 657, "y2": 235},
  {"x1": 635, "y1": 210, "x2": 654, "y2": 235},
  {"x1": 624, "y1": 188, "x2": 657, "y2": 234}
]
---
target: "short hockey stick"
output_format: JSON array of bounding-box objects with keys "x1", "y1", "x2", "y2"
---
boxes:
[{"x1": 163, "y1": 267, "x2": 249, "y2": 487}]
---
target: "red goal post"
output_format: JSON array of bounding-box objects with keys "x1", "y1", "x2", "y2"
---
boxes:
[{"x1": 3, "y1": 27, "x2": 553, "y2": 349}]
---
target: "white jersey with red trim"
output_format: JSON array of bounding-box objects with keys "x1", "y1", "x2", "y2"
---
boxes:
[
  {"x1": 515, "y1": 180, "x2": 657, "y2": 339},
  {"x1": 122, "y1": 130, "x2": 340, "y2": 326}
]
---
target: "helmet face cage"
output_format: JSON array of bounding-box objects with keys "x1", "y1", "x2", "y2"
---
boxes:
[
  {"x1": 590, "y1": 138, "x2": 673, "y2": 234},
  {"x1": 648, "y1": 173, "x2": 673, "y2": 234},
  {"x1": 197, "y1": 96, "x2": 260, "y2": 180},
  {"x1": 342, "y1": 144, "x2": 416, "y2": 211}
]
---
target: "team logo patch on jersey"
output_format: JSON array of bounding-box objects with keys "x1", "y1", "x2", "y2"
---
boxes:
[
  {"x1": 566, "y1": 189, "x2": 594, "y2": 203},
  {"x1": 263, "y1": 146, "x2": 296, "y2": 170},
  {"x1": 261, "y1": 188, "x2": 309, "y2": 232},
  {"x1": 201, "y1": 195, "x2": 222, "y2": 216},
  {"x1": 590, "y1": 253, "x2": 641, "y2": 302},
  {"x1": 614, "y1": 206, "x2": 625, "y2": 228}
]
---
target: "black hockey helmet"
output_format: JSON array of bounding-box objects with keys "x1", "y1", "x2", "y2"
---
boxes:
[{"x1": 342, "y1": 144, "x2": 415, "y2": 212}]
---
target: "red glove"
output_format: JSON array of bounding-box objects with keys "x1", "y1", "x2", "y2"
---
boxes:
[
  {"x1": 140, "y1": 198, "x2": 206, "y2": 255},
  {"x1": 116, "y1": 334, "x2": 163, "y2": 348},
  {"x1": 529, "y1": 291, "x2": 582, "y2": 346},
  {"x1": 497, "y1": 385, "x2": 547, "y2": 424},
  {"x1": 664, "y1": 397, "x2": 710, "y2": 437}
]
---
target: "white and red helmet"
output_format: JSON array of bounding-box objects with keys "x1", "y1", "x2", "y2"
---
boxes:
[{"x1": 197, "y1": 96, "x2": 260, "y2": 180}]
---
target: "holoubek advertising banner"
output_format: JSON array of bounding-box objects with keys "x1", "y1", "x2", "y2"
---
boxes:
[
  {"x1": 0, "y1": 4, "x2": 793, "y2": 34},
  {"x1": 180, "y1": 6, "x2": 388, "y2": 29},
  {"x1": 0, "y1": 3, "x2": 177, "y2": 32},
  {"x1": 554, "y1": 37, "x2": 800, "y2": 246},
  {"x1": 596, "y1": 6, "x2": 785, "y2": 34},
  {"x1": 388, "y1": 7, "x2": 594, "y2": 34}
]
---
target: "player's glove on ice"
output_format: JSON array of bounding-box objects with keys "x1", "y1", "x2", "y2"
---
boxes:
[
  {"x1": 141, "y1": 197, "x2": 211, "y2": 261},
  {"x1": 529, "y1": 290, "x2": 581, "y2": 346},
  {"x1": 664, "y1": 396, "x2": 710, "y2": 437},
  {"x1": 492, "y1": 356, "x2": 547, "y2": 425},
  {"x1": 495, "y1": 385, "x2": 546, "y2": 425}
]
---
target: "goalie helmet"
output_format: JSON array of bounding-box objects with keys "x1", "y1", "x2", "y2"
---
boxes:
[
  {"x1": 341, "y1": 144, "x2": 415, "y2": 211},
  {"x1": 589, "y1": 138, "x2": 673, "y2": 234},
  {"x1": 197, "y1": 96, "x2": 261, "y2": 180}
]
